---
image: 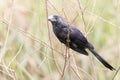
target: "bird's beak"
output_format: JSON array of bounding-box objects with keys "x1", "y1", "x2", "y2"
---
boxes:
[{"x1": 48, "y1": 15, "x2": 54, "y2": 21}]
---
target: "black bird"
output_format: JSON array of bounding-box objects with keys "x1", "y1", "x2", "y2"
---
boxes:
[{"x1": 48, "y1": 15, "x2": 115, "y2": 70}]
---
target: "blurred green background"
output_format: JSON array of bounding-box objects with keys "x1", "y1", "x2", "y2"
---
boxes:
[{"x1": 0, "y1": 0, "x2": 120, "y2": 80}]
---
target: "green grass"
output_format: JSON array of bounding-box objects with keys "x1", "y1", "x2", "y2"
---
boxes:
[{"x1": 0, "y1": 0, "x2": 120, "y2": 80}]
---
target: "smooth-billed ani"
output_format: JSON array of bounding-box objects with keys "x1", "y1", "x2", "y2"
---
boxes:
[{"x1": 48, "y1": 15, "x2": 115, "y2": 70}]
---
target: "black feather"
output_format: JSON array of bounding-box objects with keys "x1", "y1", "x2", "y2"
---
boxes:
[
  {"x1": 89, "y1": 48, "x2": 115, "y2": 70},
  {"x1": 48, "y1": 15, "x2": 115, "y2": 70}
]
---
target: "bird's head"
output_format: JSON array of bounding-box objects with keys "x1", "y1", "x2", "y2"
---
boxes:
[{"x1": 48, "y1": 15, "x2": 64, "y2": 24}]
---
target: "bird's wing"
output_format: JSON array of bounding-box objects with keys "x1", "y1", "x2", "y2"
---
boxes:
[{"x1": 70, "y1": 26, "x2": 88, "y2": 47}]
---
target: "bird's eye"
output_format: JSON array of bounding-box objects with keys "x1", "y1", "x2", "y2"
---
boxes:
[{"x1": 55, "y1": 17, "x2": 58, "y2": 20}]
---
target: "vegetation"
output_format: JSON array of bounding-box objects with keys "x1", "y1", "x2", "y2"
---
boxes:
[{"x1": 0, "y1": 0, "x2": 120, "y2": 80}]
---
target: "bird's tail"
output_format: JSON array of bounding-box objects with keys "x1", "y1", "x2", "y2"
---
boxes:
[{"x1": 89, "y1": 48, "x2": 115, "y2": 70}]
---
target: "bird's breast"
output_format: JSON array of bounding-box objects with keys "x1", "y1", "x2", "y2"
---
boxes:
[{"x1": 53, "y1": 27, "x2": 68, "y2": 43}]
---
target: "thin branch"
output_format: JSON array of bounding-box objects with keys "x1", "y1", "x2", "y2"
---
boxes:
[
  {"x1": 60, "y1": 47, "x2": 67, "y2": 79},
  {"x1": 0, "y1": 18, "x2": 64, "y2": 57},
  {"x1": 7, "y1": 44, "x2": 23, "y2": 67},
  {"x1": 86, "y1": 10, "x2": 120, "y2": 29},
  {"x1": 70, "y1": 13, "x2": 79, "y2": 25},
  {"x1": 77, "y1": 0, "x2": 87, "y2": 34},
  {"x1": 112, "y1": 66, "x2": 120, "y2": 80},
  {"x1": 45, "y1": 0, "x2": 62, "y2": 75},
  {"x1": 48, "y1": 0, "x2": 61, "y2": 15},
  {"x1": 71, "y1": 65, "x2": 82, "y2": 80},
  {"x1": 60, "y1": 9, "x2": 70, "y2": 79}
]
